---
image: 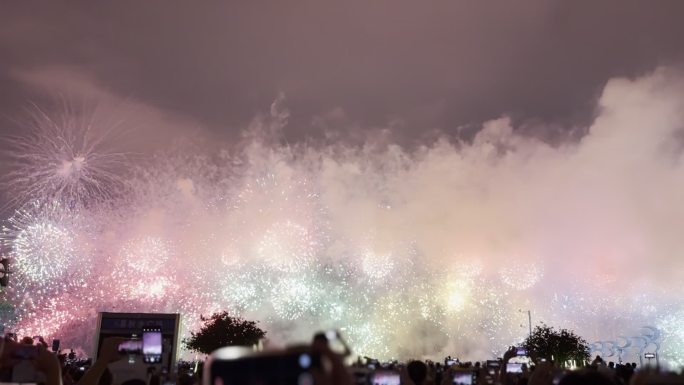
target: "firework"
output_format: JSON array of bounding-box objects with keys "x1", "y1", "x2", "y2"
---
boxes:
[
  {"x1": 2, "y1": 103, "x2": 129, "y2": 209},
  {"x1": 1, "y1": 101, "x2": 683, "y2": 365},
  {"x1": 1, "y1": 200, "x2": 91, "y2": 283}
]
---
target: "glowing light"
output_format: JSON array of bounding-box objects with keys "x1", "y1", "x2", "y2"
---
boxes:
[{"x1": 444, "y1": 280, "x2": 471, "y2": 313}]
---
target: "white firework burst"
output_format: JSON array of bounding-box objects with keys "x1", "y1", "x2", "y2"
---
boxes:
[
  {"x1": 2, "y1": 103, "x2": 130, "y2": 208},
  {"x1": 1, "y1": 200, "x2": 90, "y2": 283}
]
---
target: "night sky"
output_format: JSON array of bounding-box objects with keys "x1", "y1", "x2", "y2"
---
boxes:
[
  {"x1": 2, "y1": 2, "x2": 684, "y2": 361},
  {"x1": 2, "y1": 1, "x2": 683, "y2": 142}
]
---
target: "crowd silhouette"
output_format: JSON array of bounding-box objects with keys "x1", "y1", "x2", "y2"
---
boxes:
[{"x1": 1, "y1": 329, "x2": 682, "y2": 385}]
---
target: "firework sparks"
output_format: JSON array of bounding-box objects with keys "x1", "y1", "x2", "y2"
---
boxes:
[
  {"x1": 0, "y1": 100, "x2": 682, "y2": 364},
  {"x1": 2, "y1": 104, "x2": 130, "y2": 209}
]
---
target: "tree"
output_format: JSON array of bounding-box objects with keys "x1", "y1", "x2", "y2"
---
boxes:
[
  {"x1": 522, "y1": 324, "x2": 590, "y2": 367},
  {"x1": 184, "y1": 311, "x2": 266, "y2": 355}
]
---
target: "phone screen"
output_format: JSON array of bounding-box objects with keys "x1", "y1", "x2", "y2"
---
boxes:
[
  {"x1": 516, "y1": 347, "x2": 527, "y2": 356},
  {"x1": 506, "y1": 363, "x2": 523, "y2": 373},
  {"x1": 142, "y1": 327, "x2": 162, "y2": 363},
  {"x1": 452, "y1": 371, "x2": 473, "y2": 385},
  {"x1": 372, "y1": 370, "x2": 400, "y2": 385}
]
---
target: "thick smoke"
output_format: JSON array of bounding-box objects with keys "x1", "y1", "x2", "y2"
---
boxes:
[{"x1": 2, "y1": 68, "x2": 684, "y2": 364}]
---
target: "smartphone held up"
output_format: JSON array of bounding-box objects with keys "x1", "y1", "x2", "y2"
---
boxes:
[{"x1": 142, "y1": 327, "x2": 163, "y2": 364}]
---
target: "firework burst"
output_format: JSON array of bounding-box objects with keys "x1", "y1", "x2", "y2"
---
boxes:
[
  {"x1": 2, "y1": 103, "x2": 129, "y2": 209},
  {"x1": 1, "y1": 99, "x2": 683, "y2": 365}
]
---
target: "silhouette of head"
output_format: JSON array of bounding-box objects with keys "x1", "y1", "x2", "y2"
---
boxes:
[
  {"x1": 559, "y1": 371, "x2": 616, "y2": 385},
  {"x1": 407, "y1": 360, "x2": 428, "y2": 385}
]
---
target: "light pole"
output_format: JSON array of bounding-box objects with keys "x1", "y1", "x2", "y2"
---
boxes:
[{"x1": 519, "y1": 309, "x2": 532, "y2": 338}]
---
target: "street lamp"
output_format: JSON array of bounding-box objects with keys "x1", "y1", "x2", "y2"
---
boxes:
[
  {"x1": 644, "y1": 352, "x2": 657, "y2": 367},
  {"x1": 519, "y1": 309, "x2": 532, "y2": 337}
]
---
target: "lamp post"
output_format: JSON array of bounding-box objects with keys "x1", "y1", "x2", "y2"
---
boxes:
[
  {"x1": 519, "y1": 309, "x2": 532, "y2": 338},
  {"x1": 644, "y1": 352, "x2": 655, "y2": 366}
]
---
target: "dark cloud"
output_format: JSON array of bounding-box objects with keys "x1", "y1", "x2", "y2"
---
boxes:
[{"x1": 1, "y1": 0, "x2": 683, "y2": 141}]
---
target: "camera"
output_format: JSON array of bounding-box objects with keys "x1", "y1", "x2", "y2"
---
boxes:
[{"x1": 205, "y1": 346, "x2": 322, "y2": 385}]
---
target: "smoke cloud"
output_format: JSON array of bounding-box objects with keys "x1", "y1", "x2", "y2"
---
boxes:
[{"x1": 2, "y1": 67, "x2": 684, "y2": 364}]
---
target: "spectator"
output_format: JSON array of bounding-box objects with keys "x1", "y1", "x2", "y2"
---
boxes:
[
  {"x1": 558, "y1": 370, "x2": 616, "y2": 385},
  {"x1": 0, "y1": 336, "x2": 62, "y2": 385},
  {"x1": 75, "y1": 337, "x2": 125, "y2": 385},
  {"x1": 406, "y1": 360, "x2": 428, "y2": 385}
]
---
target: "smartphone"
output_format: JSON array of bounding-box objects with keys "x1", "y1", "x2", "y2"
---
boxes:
[
  {"x1": 206, "y1": 348, "x2": 322, "y2": 385},
  {"x1": 371, "y1": 370, "x2": 400, "y2": 385},
  {"x1": 118, "y1": 339, "x2": 142, "y2": 354},
  {"x1": 516, "y1": 347, "x2": 527, "y2": 356},
  {"x1": 486, "y1": 360, "x2": 500, "y2": 369},
  {"x1": 446, "y1": 359, "x2": 456, "y2": 366},
  {"x1": 452, "y1": 371, "x2": 474, "y2": 385},
  {"x1": 52, "y1": 339, "x2": 60, "y2": 352},
  {"x1": 143, "y1": 326, "x2": 163, "y2": 364},
  {"x1": 12, "y1": 345, "x2": 39, "y2": 359},
  {"x1": 506, "y1": 363, "x2": 523, "y2": 373}
]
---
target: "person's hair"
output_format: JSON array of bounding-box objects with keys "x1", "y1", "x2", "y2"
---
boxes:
[
  {"x1": 407, "y1": 361, "x2": 428, "y2": 385},
  {"x1": 312, "y1": 332, "x2": 328, "y2": 345}
]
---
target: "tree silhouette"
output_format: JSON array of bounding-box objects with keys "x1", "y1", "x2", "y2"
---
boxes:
[
  {"x1": 184, "y1": 311, "x2": 266, "y2": 355},
  {"x1": 522, "y1": 324, "x2": 590, "y2": 366}
]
